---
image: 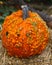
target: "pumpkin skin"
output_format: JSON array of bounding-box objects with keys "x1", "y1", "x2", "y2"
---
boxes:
[{"x1": 2, "y1": 10, "x2": 49, "y2": 58}]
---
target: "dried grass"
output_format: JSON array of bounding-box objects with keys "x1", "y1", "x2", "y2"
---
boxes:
[{"x1": 0, "y1": 29, "x2": 52, "y2": 65}]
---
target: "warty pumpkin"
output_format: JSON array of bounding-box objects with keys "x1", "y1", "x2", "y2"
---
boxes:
[{"x1": 2, "y1": 10, "x2": 49, "y2": 58}]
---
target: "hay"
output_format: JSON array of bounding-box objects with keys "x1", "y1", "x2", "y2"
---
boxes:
[{"x1": 0, "y1": 29, "x2": 52, "y2": 65}]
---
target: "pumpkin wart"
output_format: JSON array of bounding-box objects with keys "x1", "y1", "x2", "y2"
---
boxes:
[{"x1": 2, "y1": 10, "x2": 49, "y2": 58}]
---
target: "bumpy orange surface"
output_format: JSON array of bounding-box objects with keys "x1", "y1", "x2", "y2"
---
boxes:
[{"x1": 2, "y1": 10, "x2": 49, "y2": 58}]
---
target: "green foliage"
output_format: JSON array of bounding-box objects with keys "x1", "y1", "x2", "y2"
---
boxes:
[
  {"x1": 25, "y1": 0, "x2": 31, "y2": 2},
  {"x1": 0, "y1": 5, "x2": 17, "y2": 24},
  {"x1": 25, "y1": 0, "x2": 52, "y2": 4}
]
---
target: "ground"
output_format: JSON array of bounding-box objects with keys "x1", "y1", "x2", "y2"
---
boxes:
[{"x1": 0, "y1": 28, "x2": 52, "y2": 65}]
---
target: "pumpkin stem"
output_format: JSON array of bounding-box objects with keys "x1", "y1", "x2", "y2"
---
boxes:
[
  {"x1": 21, "y1": 5, "x2": 29, "y2": 19},
  {"x1": 13, "y1": 0, "x2": 29, "y2": 19}
]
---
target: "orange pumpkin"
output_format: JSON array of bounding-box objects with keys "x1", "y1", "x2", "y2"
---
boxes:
[{"x1": 2, "y1": 10, "x2": 49, "y2": 58}]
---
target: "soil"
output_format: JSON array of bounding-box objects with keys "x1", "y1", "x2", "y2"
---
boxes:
[{"x1": 0, "y1": 28, "x2": 52, "y2": 65}]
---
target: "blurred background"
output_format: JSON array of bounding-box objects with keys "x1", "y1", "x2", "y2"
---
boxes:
[{"x1": 0, "y1": 0, "x2": 52, "y2": 24}]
